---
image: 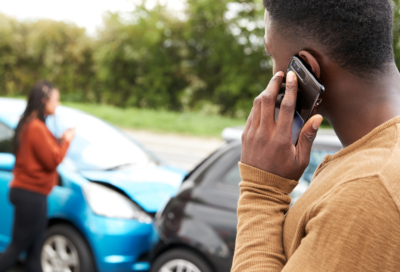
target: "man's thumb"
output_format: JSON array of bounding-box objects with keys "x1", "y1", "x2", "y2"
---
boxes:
[{"x1": 298, "y1": 114, "x2": 323, "y2": 153}]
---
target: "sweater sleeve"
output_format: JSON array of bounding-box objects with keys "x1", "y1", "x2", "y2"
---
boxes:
[
  {"x1": 231, "y1": 163, "x2": 298, "y2": 272},
  {"x1": 28, "y1": 121, "x2": 70, "y2": 171},
  {"x1": 232, "y1": 164, "x2": 400, "y2": 272}
]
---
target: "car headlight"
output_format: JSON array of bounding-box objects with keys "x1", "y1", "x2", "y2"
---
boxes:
[{"x1": 83, "y1": 182, "x2": 152, "y2": 223}]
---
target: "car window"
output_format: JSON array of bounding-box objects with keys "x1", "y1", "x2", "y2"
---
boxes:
[
  {"x1": 0, "y1": 122, "x2": 14, "y2": 153},
  {"x1": 289, "y1": 149, "x2": 335, "y2": 205},
  {"x1": 46, "y1": 107, "x2": 157, "y2": 171},
  {"x1": 218, "y1": 149, "x2": 335, "y2": 205},
  {"x1": 221, "y1": 163, "x2": 241, "y2": 186},
  {"x1": 194, "y1": 146, "x2": 240, "y2": 185},
  {"x1": 183, "y1": 147, "x2": 222, "y2": 182},
  {"x1": 300, "y1": 150, "x2": 332, "y2": 183}
]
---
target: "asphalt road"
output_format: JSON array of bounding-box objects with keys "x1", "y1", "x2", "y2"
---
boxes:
[
  {"x1": 7, "y1": 130, "x2": 223, "y2": 272},
  {"x1": 124, "y1": 129, "x2": 224, "y2": 171}
]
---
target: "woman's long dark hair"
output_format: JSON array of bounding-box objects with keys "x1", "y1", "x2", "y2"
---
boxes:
[{"x1": 13, "y1": 81, "x2": 56, "y2": 154}]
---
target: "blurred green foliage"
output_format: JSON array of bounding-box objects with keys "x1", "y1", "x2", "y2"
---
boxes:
[
  {"x1": 0, "y1": 0, "x2": 269, "y2": 117},
  {"x1": 1, "y1": 0, "x2": 400, "y2": 118},
  {"x1": 392, "y1": 0, "x2": 400, "y2": 67},
  {"x1": 0, "y1": 16, "x2": 95, "y2": 100},
  {"x1": 63, "y1": 101, "x2": 246, "y2": 137}
]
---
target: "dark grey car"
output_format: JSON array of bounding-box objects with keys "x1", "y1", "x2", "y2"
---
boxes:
[{"x1": 150, "y1": 128, "x2": 341, "y2": 272}]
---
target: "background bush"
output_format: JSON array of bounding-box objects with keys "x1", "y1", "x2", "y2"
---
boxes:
[{"x1": 1, "y1": 0, "x2": 400, "y2": 117}]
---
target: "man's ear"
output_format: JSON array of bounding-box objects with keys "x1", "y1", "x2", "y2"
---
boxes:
[{"x1": 299, "y1": 50, "x2": 321, "y2": 78}]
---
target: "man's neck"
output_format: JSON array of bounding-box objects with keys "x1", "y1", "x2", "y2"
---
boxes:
[{"x1": 323, "y1": 64, "x2": 400, "y2": 147}]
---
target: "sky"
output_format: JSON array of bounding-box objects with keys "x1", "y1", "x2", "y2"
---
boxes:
[{"x1": 0, "y1": 0, "x2": 186, "y2": 35}]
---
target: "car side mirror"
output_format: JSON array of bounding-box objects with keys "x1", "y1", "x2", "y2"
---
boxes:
[{"x1": 0, "y1": 153, "x2": 15, "y2": 171}]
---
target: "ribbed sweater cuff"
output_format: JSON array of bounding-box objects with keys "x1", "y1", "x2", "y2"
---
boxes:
[{"x1": 239, "y1": 162, "x2": 299, "y2": 195}]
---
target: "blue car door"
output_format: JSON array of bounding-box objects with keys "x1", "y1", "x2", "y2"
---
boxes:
[{"x1": 0, "y1": 122, "x2": 16, "y2": 251}]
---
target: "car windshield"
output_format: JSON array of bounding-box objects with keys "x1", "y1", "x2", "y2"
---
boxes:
[{"x1": 46, "y1": 107, "x2": 157, "y2": 171}]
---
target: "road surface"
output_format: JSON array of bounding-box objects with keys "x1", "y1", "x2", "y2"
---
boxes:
[{"x1": 124, "y1": 129, "x2": 224, "y2": 171}]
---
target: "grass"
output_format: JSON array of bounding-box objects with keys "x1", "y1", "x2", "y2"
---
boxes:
[
  {"x1": 62, "y1": 102, "x2": 246, "y2": 138},
  {"x1": 5, "y1": 97, "x2": 332, "y2": 138}
]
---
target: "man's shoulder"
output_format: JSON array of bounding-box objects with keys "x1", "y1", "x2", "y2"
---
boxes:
[
  {"x1": 317, "y1": 123, "x2": 399, "y2": 187},
  {"x1": 310, "y1": 123, "x2": 400, "y2": 213},
  {"x1": 361, "y1": 122, "x2": 400, "y2": 213},
  {"x1": 326, "y1": 154, "x2": 400, "y2": 216},
  {"x1": 313, "y1": 175, "x2": 400, "y2": 219},
  {"x1": 375, "y1": 130, "x2": 400, "y2": 214}
]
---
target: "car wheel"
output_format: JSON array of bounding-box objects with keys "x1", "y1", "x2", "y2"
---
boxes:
[
  {"x1": 151, "y1": 249, "x2": 212, "y2": 272},
  {"x1": 41, "y1": 224, "x2": 95, "y2": 272}
]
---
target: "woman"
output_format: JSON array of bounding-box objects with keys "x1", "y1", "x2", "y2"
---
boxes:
[{"x1": 0, "y1": 81, "x2": 75, "y2": 272}]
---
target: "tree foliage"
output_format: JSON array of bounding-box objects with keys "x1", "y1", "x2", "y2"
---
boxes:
[
  {"x1": 1, "y1": 0, "x2": 400, "y2": 117},
  {"x1": 0, "y1": 15, "x2": 95, "y2": 100}
]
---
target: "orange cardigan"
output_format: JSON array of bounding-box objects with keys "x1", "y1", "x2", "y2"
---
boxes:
[{"x1": 11, "y1": 118, "x2": 69, "y2": 196}]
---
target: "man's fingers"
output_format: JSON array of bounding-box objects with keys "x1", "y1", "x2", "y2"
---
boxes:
[
  {"x1": 277, "y1": 71, "x2": 298, "y2": 134},
  {"x1": 244, "y1": 108, "x2": 253, "y2": 131},
  {"x1": 260, "y1": 71, "x2": 284, "y2": 128},
  {"x1": 249, "y1": 71, "x2": 285, "y2": 131},
  {"x1": 251, "y1": 95, "x2": 262, "y2": 129},
  {"x1": 242, "y1": 108, "x2": 253, "y2": 141},
  {"x1": 297, "y1": 114, "x2": 323, "y2": 165}
]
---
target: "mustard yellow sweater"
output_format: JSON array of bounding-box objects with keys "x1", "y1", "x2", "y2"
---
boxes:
[{"x1": 232, "y1": 117, "x2": 400, "y2": 272}]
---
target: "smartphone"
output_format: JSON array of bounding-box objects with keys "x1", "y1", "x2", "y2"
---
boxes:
[{"x1": 275, "y1": 55, "x2": 325, "y2": 145}]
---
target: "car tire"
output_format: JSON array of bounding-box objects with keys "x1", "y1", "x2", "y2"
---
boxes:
[
  {"x1": 41, "y1": 224, "x2": 96, "y2": 272},
  {"x1": 151, "y1": 248, "x2": 212, "y2": 272}
]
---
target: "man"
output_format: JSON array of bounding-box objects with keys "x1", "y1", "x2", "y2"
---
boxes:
[{"x1": 232, "y1": 1, "x2": 400, "y2": 271}]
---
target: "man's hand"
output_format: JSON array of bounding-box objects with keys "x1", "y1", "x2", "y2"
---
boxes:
[{"x1": 241, "y1": 71, "x2": 323, "y2": 181}]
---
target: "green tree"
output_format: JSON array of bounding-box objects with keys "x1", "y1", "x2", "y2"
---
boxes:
[
  {"x1": 0, "y1": 14, "x2": 27, "y2": 96},
  {"x1": 392, "y1": 0, "x2": 400, "y2": 67},
  {"x1": 94, "y1": 7, "x2": 189, "y2": 110},
  {"x1": 1, "y1": 0, "x2": 400, "y2": 118},
  {"x1": 24, "y1": 20, "x2": 95, "y2": 101},
  {"x1": 0, "y1": 14, "x2": 95, "y2": 100},
  {"x1": 182, "y1": 0, "x2": 271, "y2": 117},
  {"x1": 93, "y1": 0, "x2": 273, "y2": 116}
]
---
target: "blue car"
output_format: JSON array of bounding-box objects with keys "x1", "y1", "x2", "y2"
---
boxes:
[{"x1": 0, "y1": 98, "x2": 186, "y2": 272}]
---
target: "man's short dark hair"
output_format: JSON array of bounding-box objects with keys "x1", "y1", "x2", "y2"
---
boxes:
[{"x1": 263, "y1": 0, "x2": 394, "y2": 78}]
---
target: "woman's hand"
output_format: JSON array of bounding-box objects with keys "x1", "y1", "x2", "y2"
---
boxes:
[
  {"x1": 241, "y1": 71, "x2": 323, "y2": 181},
  {"x1": 61, "y1": 128, "x2": 76, "y2": 143}
]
